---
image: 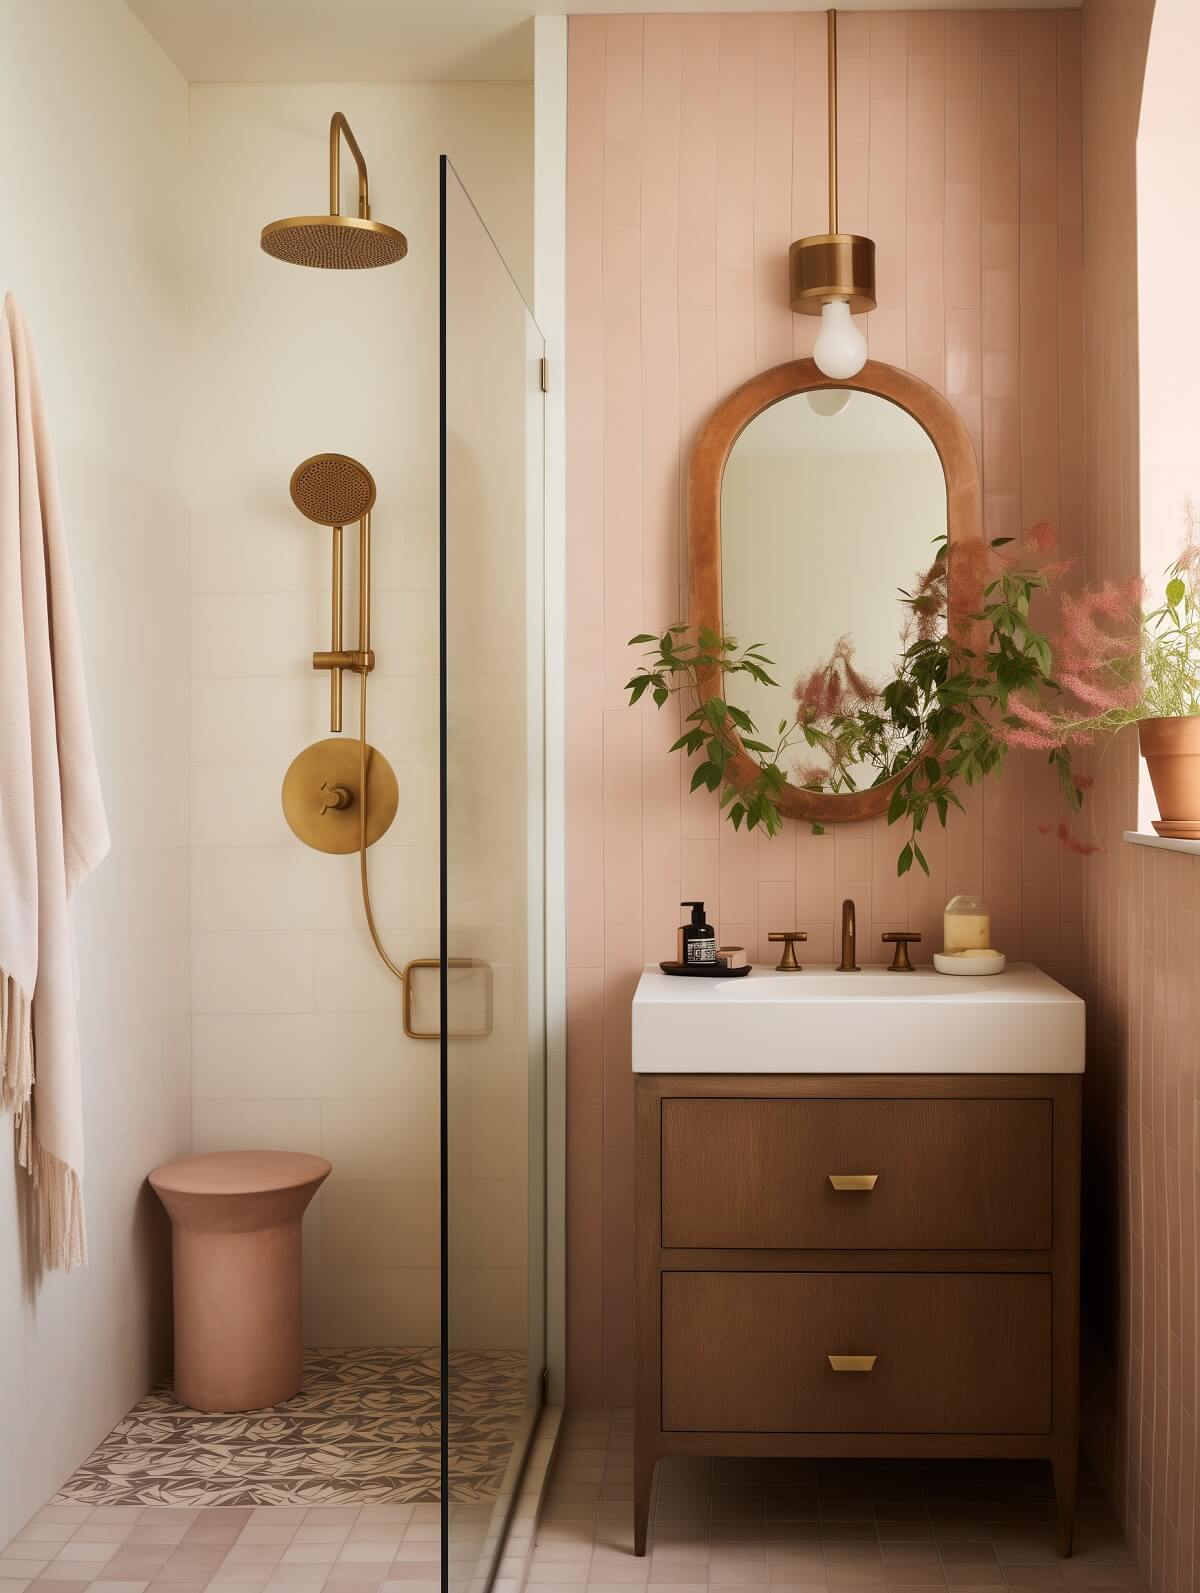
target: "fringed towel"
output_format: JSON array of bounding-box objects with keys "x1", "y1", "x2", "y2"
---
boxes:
[{"x1": 0, "y1": 293, "x2": 109, "y2": 1270}]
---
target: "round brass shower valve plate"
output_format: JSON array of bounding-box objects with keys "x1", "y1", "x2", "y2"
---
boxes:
[{"x1": 282, "y1": 737, "x2": 399, "y2": 854}]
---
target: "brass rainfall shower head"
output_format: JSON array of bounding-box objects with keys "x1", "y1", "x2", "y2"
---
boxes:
[
  {"x1": 262, "y1": 112, "x2": 407, "y2": 270},
  {"x1": 289, "y1": 453, "x2": 377, "y2": 527}
]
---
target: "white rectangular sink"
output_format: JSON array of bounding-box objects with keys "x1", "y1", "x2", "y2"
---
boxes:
[{"x1": 632, "y1": 962, "x2": 1084, "y2": 1074}]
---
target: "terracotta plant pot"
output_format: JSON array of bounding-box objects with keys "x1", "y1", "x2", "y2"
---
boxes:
[{"x1": 1139, "y1": 716, "x2": 1200, "y2": 840}]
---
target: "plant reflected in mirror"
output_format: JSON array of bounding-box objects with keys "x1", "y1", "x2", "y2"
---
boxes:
[
  {"x1": 627, "y1": 524, "x2": 1091, "y2": 872},
  {"x1": 721, "y1": 389, "x2": 946, "y2": 774}
]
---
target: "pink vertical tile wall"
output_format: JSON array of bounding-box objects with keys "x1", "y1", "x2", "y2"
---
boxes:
[
  {"x1": 1078, "y1": 5, "x2": 1200, "y2": 1593},
  {"x1": 565, "y1": 11, "x2": 1085, "y2": 1408}
]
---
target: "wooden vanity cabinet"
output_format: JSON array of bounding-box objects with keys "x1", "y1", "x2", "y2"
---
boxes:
[{"x1": 634, "y1": 1073, "x2": 1081, "y2": 1558}]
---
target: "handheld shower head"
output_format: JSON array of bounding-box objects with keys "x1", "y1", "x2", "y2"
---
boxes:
[
  {"x1": 289, "y1": 452, "x2": 376, "y2": 735},
  {"x1": 290, "y1": 453, "x2": 377, "y2": 528},
  {"x1": 262, "y1": 112, "x2": 407, "y2": 271}
]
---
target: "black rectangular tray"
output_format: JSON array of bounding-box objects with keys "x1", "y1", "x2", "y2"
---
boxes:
[{"x1": 659, "y1": 959, "x2": 751, "y2": 978}]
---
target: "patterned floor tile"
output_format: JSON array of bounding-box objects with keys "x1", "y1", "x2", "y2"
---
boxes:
[{"x1": 52, "y1": 1350, "x2": 526, "y2": 1508}]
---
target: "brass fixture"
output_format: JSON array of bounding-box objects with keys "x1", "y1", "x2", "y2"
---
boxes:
[
  {"x1": 281, "y1": 451, "x2": 406, "y2": 989},
  {"x1": 789, "y1": 11, "x2": 876, "y2": 375},
  {"x1": 882, "y1": 930, "x2": 922, "y2": 972},
  {"x1": 828, "y1": 1174, "x2": 878, "y2": 1192},
  {"x1": 837, "y1": 897, "x2": 859, "y2": 971},
  {"x1": 264, "y1": 153, "x2": 479, "y2": 1039},
  {"x1": 281, "y1": 737, "x2": 397, "y2": 854},
  {"x1": 261, "y1": 112, "x2": 408, "y2": 270},
  {"x1": 768, "y1": 930, "x2": 807, "y2": 972},
  {"x1": 402, "y1": 959, "x2": 494, "y2": 1042},
  {"x1": 792, "y1": 234, "x2": 876, "y2": 316},
  {"x1": 828, "y1": 1355, "x2": 877, "y2": 1373},
  {"x1": 790, "y1": 10, "x2": 876, "y2": 314},
  {"x1": 289, "y1": 453, "x2": 378, "y2": 732}
]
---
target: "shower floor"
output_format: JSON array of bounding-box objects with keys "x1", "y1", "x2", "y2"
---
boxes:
[{"x1": 52, "y1": 1348, "x2": 527, "y2": 1508}]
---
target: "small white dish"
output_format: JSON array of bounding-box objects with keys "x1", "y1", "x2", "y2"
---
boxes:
[{"x1": 933, "y1": 951, "x2": 1007, "y2": 977}]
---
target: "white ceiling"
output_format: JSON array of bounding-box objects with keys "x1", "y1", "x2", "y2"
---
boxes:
[{"x1": 128, "y1": 0, "x2": 1082, "y2": 84}]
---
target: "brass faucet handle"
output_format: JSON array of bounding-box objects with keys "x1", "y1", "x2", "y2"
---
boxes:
[
  {"x1": 768, "y1": 930, "x2": 808, "y2": 972},
  {"x1": 317, "y1": 782, "x2": 352, "y2": 816},
  {"x1": 881, "y1": 931, "x2": 922, "y2": 972}
]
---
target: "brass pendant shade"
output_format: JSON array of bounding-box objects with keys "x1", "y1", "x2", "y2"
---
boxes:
[
  {"x1": 261, "y1": 112, "x2": 407, "y2": 271},
  {"x1": 789, "y1": 234, "x2": 876, "y2": 316},
  {"x1": 789, "y1": 10, "x2": 877, "y2": 317}
]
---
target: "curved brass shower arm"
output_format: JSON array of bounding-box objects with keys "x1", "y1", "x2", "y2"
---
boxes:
[{"x1": 329, "y1": 112, "x2": 370, "y2": 220}]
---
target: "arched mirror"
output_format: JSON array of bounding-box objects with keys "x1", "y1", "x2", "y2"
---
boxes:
[{"x1": 688, "y1": 358, "x2": 982, "y2": 824}]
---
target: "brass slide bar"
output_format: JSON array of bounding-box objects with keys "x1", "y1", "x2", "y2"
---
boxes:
[{"x1": 330, "y1": 525, "x2": 343, "y2": 731}]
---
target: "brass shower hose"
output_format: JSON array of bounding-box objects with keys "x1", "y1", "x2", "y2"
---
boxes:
[{"x1": 357, "y1": 672, "x2": 406, "y2": 983}]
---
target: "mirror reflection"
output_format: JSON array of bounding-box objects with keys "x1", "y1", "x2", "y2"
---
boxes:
[{"x1": 721, "y1": 390, "x2": 948, "y2": 792}]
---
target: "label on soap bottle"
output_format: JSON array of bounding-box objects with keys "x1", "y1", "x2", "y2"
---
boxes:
[{"x1": 686, "y1": 939, "x2": 716, "y2": 964}]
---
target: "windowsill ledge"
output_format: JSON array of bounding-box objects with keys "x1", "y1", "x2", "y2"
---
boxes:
[{"x1": 1124, "y1": 830, "x2": 1200, "y2": 856}]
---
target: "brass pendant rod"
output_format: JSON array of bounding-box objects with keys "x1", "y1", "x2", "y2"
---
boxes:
[
  {"x1": 330, "y1": 525, "x2": 343, "y2": 732},
  {"x1": 329, "y1": 111, "x2": 370, "y2": 220},
  {"x1": 827, "y1": 8, "x2": 838, "y2": 236}
]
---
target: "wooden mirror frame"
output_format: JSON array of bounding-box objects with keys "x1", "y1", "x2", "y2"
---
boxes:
[{"x1": 688, "y1": 356, "x2": 982, "y2": 825}]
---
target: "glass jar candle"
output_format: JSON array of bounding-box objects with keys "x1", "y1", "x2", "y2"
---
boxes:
[{"x1": 943, "y1": 894, "x2": 991, "y2": 952}]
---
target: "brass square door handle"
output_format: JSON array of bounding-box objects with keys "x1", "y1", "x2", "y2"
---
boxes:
[
  {"x1": 828, "y1": 1173, "x2": 879, "y2": 1191},
  {"x1": 828, "y1": 1354, "x2": 877, "y2": 1372}
]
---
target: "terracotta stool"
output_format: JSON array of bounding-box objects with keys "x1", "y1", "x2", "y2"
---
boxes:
[{"x1": 149, "y1": 1150, "x2": 331, "y2": 1413}]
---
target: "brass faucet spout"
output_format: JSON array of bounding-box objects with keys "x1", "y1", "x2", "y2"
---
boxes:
[{"x1": 838, "y1": 897, "x2": 860, "y2": 972}]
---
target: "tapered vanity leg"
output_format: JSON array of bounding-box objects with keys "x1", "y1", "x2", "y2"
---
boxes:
[
  {"x1": 633, "y1": 1451, "x2": 656, "y2": 1557},
  {"x1": 1052, "y1": 1447, "x2": 1078, "y2": 1557}
]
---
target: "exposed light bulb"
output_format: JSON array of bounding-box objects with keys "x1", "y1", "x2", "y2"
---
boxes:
[
  {"x1": 812, "y1": 298, "x2": 867, "y2": 379},
  {"x1": 807, "y1": 389, "x2": 852, "y2": 418}
]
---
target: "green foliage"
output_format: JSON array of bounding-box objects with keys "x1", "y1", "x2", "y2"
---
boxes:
[
  {"x1": 1139, "y1": 556, "x2": 1200, "y2": 720},
  {"x1": 624, "y1": 628, "x2": 787, "y2": 836},
  {"x1": 627, "y1": 518, "x2": 1200, "y2": 873},
  {"x1": 625, "y1": 539, "x2": 1082, "y2": 872}
]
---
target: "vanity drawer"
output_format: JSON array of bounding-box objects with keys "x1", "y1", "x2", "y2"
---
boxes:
[
  {"x1": 660, "y1": 1097, "x2": 1052, "y2": 1250},
  {"x1": 661, "y1": 1270, "x2": 1052, "y2": 1434}
]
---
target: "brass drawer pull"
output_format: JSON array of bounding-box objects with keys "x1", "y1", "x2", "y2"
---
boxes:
[
  {"x1": 828, "y1": 1354, "x2": 877, "y2": 1372},
  {"x1": 828, "y1": 1173, "x2": 878, "y2": 1191}
]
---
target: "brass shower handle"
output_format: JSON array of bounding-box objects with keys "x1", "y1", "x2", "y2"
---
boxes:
[{"x1": 318, "y1": 782, "x2": 352, "y2": 815}]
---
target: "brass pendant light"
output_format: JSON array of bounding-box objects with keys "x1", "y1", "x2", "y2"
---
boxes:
[{"x1": 789, "y1": 9, "x2": 876, "y2": 377}]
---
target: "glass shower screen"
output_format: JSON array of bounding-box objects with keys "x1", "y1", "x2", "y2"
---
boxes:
[{"x1": 438, "y1": 157, "x2": 546, "y2": 1593}]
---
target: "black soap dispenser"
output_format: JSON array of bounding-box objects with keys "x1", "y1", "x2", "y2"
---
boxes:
[{"x1": 678, "y1": 901, "x2": 717, "y2": 966}]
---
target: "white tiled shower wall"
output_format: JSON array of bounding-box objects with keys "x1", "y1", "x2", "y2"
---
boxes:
[{"x1": 186, "y1": 83, "x2": 534, "y2": 1347}]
